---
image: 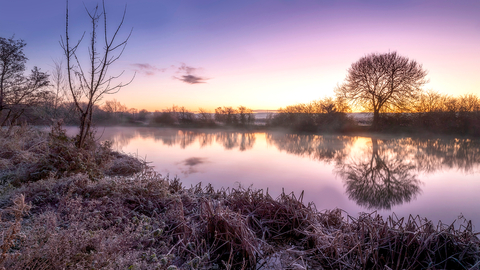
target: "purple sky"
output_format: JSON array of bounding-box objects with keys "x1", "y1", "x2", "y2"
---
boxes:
[{"x1": 1, "y1": 0, "x2": 480, "y2": 111}]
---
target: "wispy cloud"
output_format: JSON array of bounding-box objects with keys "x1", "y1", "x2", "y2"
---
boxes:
[
  {"x1": 131, "y1": 63, "x2": 168, "y2": 76},
  {"x1": 174, "y1": 63, "x2": 209, "y2": 84},
  {"x1": 177, "y1": 74, "x2": 208, "y2": 84},
  {"x1": 131, "y1": 62, "x2": 210, "y2": 83}
]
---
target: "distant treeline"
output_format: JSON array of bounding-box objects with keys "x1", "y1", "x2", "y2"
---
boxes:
[
  {"x1": 268, "y1": 97, "x2": 354, "y2": 132},
  {"x1": 269, "y1": 92, "x2": 480, "y2": 135},
  {"x1": 150, "y1": 105, "x2": 257, "y2": 128},
  {"x1": 6, "y1": 91, "x2": 480, "y2": 135},
  {"x1": 7, "y1": 98, "x2": 259, "y2": 128},
  {"x1": 376, "y1": 91, "x2": 480, "y2": 135}
]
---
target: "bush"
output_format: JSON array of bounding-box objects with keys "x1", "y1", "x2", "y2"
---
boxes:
[{"x1": 0, "y1": 124, "x2": 144, "y2": 186}]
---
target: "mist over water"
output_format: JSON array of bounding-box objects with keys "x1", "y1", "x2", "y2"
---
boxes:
[{"x1": 68, "y1": 126, "x2": 480, "y2": 229}]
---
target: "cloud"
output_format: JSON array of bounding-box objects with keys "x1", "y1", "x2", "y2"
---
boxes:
[
  {"x1": 131, "y1": 62, "x2": 210, "y2": 83},
  {"x1": 174, "y1": 63, "x2": 209, "y2": 84},
  {"x1": 131, "y1": 63, "x2": 167, "y2": 76},
  {"x1": 177, "y1": 74, "x2": 208, "y2": 84}
]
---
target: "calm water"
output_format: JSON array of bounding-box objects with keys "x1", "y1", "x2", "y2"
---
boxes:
[{"x1": 69, "y1": 126, "x2": 480, "y2": 229}]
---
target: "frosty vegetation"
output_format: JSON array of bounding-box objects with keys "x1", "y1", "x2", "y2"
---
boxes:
[{"x1": 1, "y1": 126, "x2": 479, "y2": 269}]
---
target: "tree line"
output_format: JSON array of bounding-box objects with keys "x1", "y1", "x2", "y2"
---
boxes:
[{"x1": 268, "y1": 89, "x2": 480, "y2": 135}]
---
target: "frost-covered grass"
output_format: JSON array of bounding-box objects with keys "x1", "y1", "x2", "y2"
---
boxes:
[{"x1": 0, "y1": 126, "x2": 479, "y2": 269}]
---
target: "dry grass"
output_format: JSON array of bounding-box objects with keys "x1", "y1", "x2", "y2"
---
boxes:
[
  {"x1": 0, "y1": 173, "x2": 478, "y2": 269},
  {"x1": 105, "y1": 152, "x2": 145, "y2": 176},
  {"x1": 0, "y1": 194, "x2": 31, "y2": 269},
  {"x1": 0, "y1": 126, "x2": 479, "y2": 269}
]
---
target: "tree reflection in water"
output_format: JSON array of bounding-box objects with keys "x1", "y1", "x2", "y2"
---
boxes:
[
  {"x1": 408, "y1": 138, "x2": 480, "y2": 174},
  {"x1": 335, "y1": 138, "x2": 421, "y2": 210},
  {"x1": 93, "y1": 127, "x2": 480, "y2": 210},
  {"x1": 267, "y1": 133, "x2": 480, "y2": 210},
  {"x1": 265, "y1": 133, "x2": 354, "y2": 164},
  {"x1": 102, "y1": 128, "x2": 256, "y2": 152},
  {"x1": 215, "y1": 132, "x2": 255, "y2": 151}
]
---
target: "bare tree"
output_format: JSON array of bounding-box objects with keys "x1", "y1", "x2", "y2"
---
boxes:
[
  {"x1": 237, "y1": 106, "x2": 254, "y2": 126},
  {"x1": 336, "y1": 52, "x2": 428, "y2": 129},
  {"x1": 197, "y1": 108, "x2": 214, "y2": 125},
  {"x1": 103, "y1": 98, "x2": 127, "y2": 122},
  {"x1": 49, "y1": 60, "x2": 68, "y2": 119},
  {"x1": 413, "y1": 90, "x2": 448, "y2": 113},
  {"x1": 60, "y1": 0, "x2": 133, "y2": 148},
  {"x1": 214, "y1": 106, "x2": 238, "y2": 126},
  {"x1": 0, "y1": 37, "x2": 50, "y2": 127}
]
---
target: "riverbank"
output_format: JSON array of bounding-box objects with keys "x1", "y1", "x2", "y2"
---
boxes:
[{"x1": 1, "y1": 126, "x2": 479, "y2": 269}]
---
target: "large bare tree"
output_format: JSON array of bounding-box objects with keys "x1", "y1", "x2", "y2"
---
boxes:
[
  {"x1": 336, "y1": 52, "x2": 428, "y2": 129},
  {"x1": 61, "y1": 0, "x2": 133, "y2": 148}
]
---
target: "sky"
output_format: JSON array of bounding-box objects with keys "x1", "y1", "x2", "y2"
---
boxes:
[{"x1": 1, "y1": 0, "x2": 480, "y2": 112}]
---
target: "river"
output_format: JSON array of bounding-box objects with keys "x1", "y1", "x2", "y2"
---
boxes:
[{"x1": 67, "y1": 126, "x2": 480, "y2": 229}]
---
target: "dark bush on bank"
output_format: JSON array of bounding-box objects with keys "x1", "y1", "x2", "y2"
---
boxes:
[
  {"x1": 0, "y1": 124, "x2": 144, "y2": 186},
  {"x1": 376, "y1": 112, "x2": 480, "y2": 135},
  {"x1": 372, "y1": 91, "x2": 480, "y2": 135},
  {"x1": 270, "y1": 112, "x2": 354, "y2": 132},
  {"x1": 269, "y1": 97, "x2": 355, "y2": 133}
]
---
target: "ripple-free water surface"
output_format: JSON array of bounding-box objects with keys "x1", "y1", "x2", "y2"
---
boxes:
[{"x1": 68, "y1": 126, "x2": 480, "y2": 229}]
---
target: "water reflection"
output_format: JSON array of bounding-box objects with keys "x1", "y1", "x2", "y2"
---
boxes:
[
  {"x1": 336, "y1": 138, "x2": 421, "y2": 210},
  {"x1": 265, "y1": 133, "x2": 480, "y2": 210},
  {"x1": 177, "y1": 157, "x2": 209, "y2": 176},
  {"x1": 407, "y1": 138, "x2": 480, "y2": 174},
  {"x1": 265, "y1": 133, "x2": 354, "y2": 164},
  {"x1": 98, "y1": 128, "x2": 480, "y2": 211},
  {"x1": 102, "y1": 128, "x2": 256, "y2": 152},
  {"x1": 216, "y1": 132, "x2": 256, "y2": 151}
]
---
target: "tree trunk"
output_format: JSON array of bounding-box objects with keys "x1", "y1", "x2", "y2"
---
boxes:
[
  {"x1": 0, "y1": 74, "x2": 5, "y2": 120},
  {"x1": 77, "y1": 112, "x2": 88, "y2": 148}
]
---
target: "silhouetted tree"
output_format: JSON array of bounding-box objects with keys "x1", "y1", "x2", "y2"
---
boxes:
[
  {"x1": 61, "y1": 0, "x2": 133, "y2": 148},
  {"x1": 215, "y1": 106, "x2": 238, "y2": 125},
  {"x1": 126, "y1": 108, "x2": 138, "y2": 122},
  {"x1": 103, "y1": 99, "x2": 127, "y2": 123},
  {"x1": 215, "y1": 106, "x2": 254, "y2": 126},
  {"x1": 197, "y1": 108, "x2": 215, "y2": 126},
  {"x1": 153, "y1": 110, "x2": 176, "y2": 126},
  {"x1": 237, "y1": 106, "x2": 255, "y2": 126},
  {"x1": 177, "y1": 106, "x2": 195, "y2": 124},
  {"x1": 137, "y1": 109, "x2": 149, "y2": 122},
  {"x1": 0, "y1": 37, "x2": 50, "y2": 127},
  {"x1": 336, "y1": 52, "x2": 428, "y2": 130}
]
